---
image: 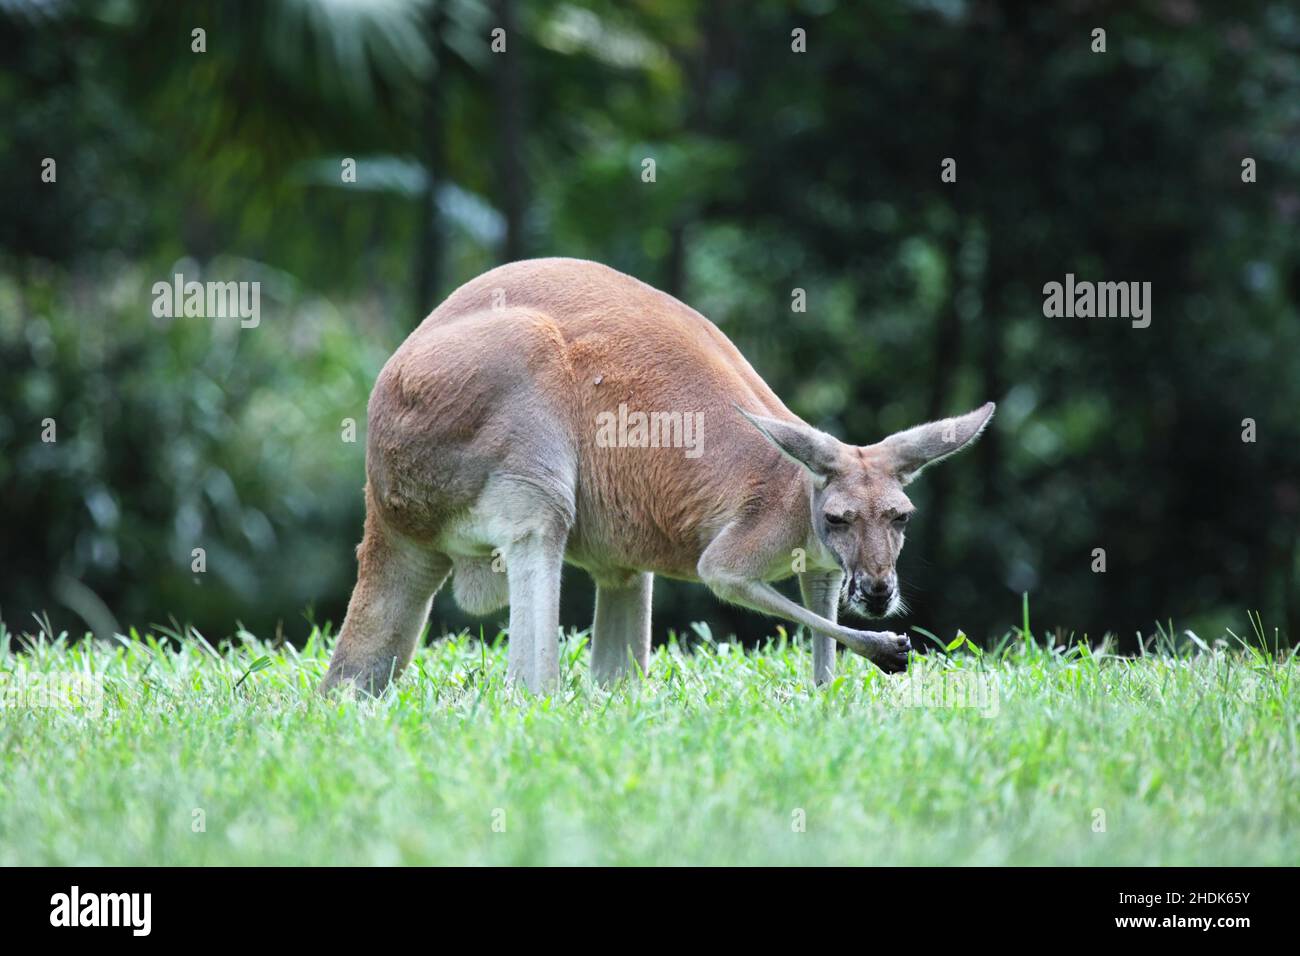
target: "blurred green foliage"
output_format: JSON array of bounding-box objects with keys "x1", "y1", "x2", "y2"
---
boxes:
[
  {"x1": 0, "y1": 259, "x2": 383, "y2": 638},
  {"x1": 2, "y1": 0, "x2": 1298, "y2": 648}
]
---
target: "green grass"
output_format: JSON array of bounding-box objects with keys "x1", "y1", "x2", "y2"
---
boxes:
[{"x1": 0, "y1": 618, "x2": 1295, "y2": 866}]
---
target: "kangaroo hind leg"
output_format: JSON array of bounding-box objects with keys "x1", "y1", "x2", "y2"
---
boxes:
[
  {"x1": 590, "y1": 571, "x2": 653, "y2": 686},
  {"x1": 322, "y1": 513, "x2": 451, "y2": 695}
]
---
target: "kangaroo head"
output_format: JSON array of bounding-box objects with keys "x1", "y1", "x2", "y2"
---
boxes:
[{"x1": 739, "y1": 402, "x2": 995, "y2": 619}]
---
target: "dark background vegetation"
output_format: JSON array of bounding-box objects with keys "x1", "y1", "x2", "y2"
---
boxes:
[{"x1": 2, "y1": 0, "x2": 1297, "y2": 651}]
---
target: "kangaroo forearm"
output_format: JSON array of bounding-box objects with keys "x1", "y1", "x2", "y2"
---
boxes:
[
  {"x1": 714, "y1": 577, "x2": 883, "y2": 656},
  {"x1": 799, "y1": 570, "x2": 841, "y2": 685},
  {"x1": 798, "y1": 571, "x2": 842, "y2": 616}
]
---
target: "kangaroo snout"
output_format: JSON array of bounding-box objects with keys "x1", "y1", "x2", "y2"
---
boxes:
[{"x1": 848, "y1": 572, "x2": 898, "y2": 618}]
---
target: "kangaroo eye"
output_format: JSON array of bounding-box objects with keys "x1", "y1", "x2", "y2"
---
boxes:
[
  {"x1": 824, "y1": 512, "x2": 849, "y2": 527},
  {"x1": 892, "y1": 513, "x2": 912, "y2": 529}
]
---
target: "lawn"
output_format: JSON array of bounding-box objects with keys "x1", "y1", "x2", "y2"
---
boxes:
[{"x1": 0, "y1": 617, "x2": 1295, "y2": 866}]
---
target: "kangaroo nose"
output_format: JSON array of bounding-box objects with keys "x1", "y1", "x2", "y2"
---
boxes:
[{"x1": 867, "y1": 579, "x2": 892, "y2": 597}]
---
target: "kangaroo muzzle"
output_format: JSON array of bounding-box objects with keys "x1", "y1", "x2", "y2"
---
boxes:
[{"x1": 848, "y1": 571, "x2": 898, "y2": 618}]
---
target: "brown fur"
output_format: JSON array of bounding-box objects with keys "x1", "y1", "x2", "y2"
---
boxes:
[{"x1": 321, "y1": 258, "x2": 993, "y2": 694}]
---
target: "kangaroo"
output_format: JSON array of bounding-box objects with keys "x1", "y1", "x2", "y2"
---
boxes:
[{"x1": 321, "y1": 258, "x2": 994, "y2": 695}]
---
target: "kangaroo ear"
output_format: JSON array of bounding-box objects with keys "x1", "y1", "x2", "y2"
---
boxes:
[
  {"x1": 875, "y1": 402, "x2": 996, "y2": 484},
  {"x1": 736, "y1": 406, "x2": 842, "y2": 486}
]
